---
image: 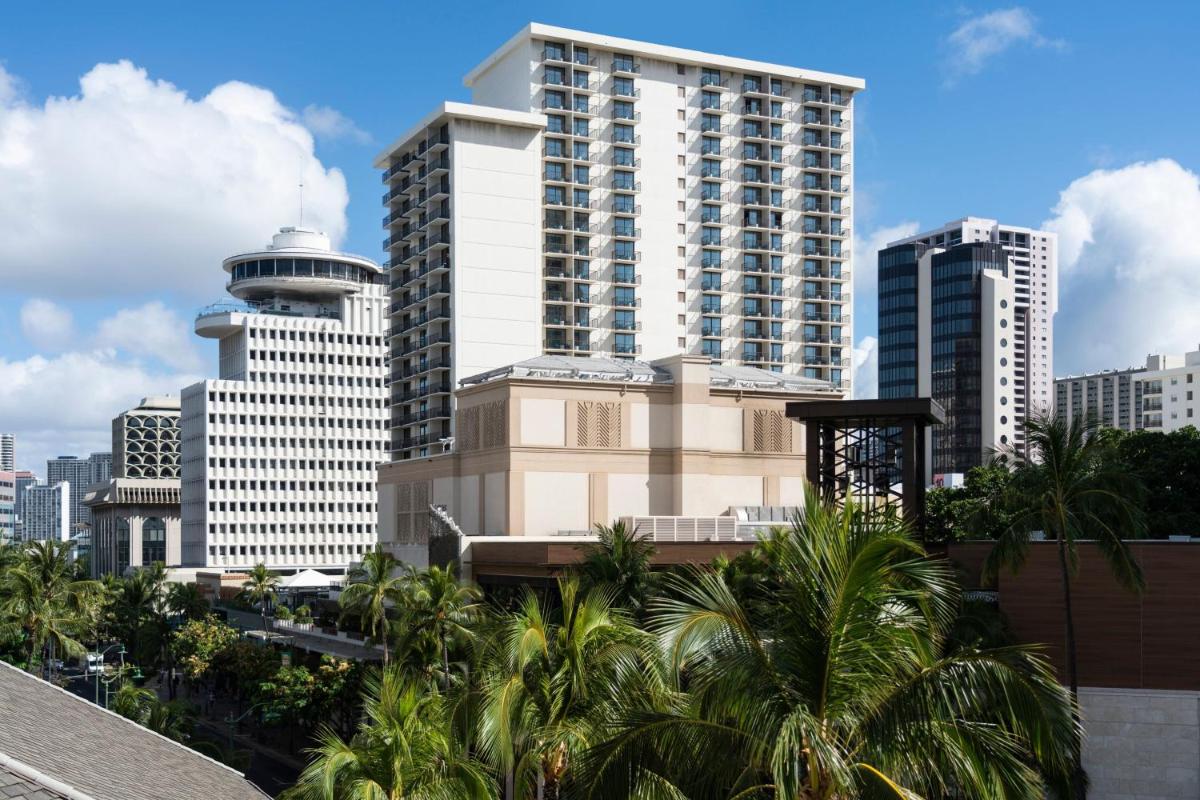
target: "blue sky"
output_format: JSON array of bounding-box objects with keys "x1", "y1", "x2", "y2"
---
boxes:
[{"x1": 2, "y1": 1, "x2": 1199, "y2": 471}]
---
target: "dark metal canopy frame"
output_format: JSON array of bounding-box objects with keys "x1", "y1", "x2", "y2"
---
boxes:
[{"x1": 785, "y1": 398, "x2": 946, "y2": 532}]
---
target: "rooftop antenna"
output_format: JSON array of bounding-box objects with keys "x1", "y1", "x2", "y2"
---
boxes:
[{"x1": 298, "y1": 170, "x2": 305, "y2": 227}]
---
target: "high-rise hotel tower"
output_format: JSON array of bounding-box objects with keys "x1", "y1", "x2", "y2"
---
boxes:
[
  {"x1": 180, "y1": 228, "x2": 388, "y2": 573},
  {"x1": 377, "y1": 24, "x2": 863, "y2": 460}
]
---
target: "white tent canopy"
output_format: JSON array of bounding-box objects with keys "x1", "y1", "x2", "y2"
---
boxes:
[{"x1": 278, "y1": 569, "x2": 337, "y2": 590}]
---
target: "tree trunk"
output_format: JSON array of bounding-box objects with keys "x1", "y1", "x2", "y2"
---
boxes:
[
  {"x1": 1057, "y1": 536, "x2": 1087, "y2": 800},
  {"x1": 442, "y1": 639, "x2": 450, "y2": 692}
]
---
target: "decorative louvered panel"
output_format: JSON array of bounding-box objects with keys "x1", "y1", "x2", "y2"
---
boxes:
[
  {"x1": 482, "y1": 401, "x2": 507, "y2": 449},
  {"x1": 457, "y1": 406, "x2": 481, "y2": 452},
  {"x1": 576, "y1": 401, "x2": 621, "y2": 448},
  {"x1": 752, "y1": 410, "x2": 791, "y2": 453},
  {"x1": 624, "y1": 516, "x2": 740, "y2": 542}
]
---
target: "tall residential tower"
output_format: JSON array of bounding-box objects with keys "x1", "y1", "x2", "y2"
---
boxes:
[
  {"x1": 180, "y1": 228, "x2": 388, "y2": 574},
  {"x1": 377, "y1": 23, "x2": 862, "y2": 460},
  {"x1": 878, "y1": 217, "x2": 1057, "y2": 476}
]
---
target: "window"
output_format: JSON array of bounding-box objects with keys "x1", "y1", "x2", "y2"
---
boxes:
[
  {"x1": 613, "y1": 100, "x2": 636, "y2": 120},
  {"x1": 545, "y1": 162, "x2": 565, "y2": 181},
  {"x1": 701, "y1": 227, "x2": 721, "y2": 246},
  {"x1": 701, "y1": 114, "x2": 722, "y2": 133},
  {"x1": 701, "y1": 67, "x2": 722, "y2": 87},
  {"x1": 614, "y1": 264, "x2": 637, "y2": 283},
  {"x1": 701, "y1": 204, "x2": 722, "y2": 223},
  {"x1": 544, "y1": 138, "x2": 565, "y2": 157},
  {"x1": 701, "y1": 136, "x2": 721, "y2": 155},
  {"x1": 572, "y1": 118, "x2": 590, "y2": 137},
  {"x1": 613, "y1": 217, "x2": 635, "y2": 236},
  {"x1": 614, "y1": 286, "x2": 637, "y2": 307},
  {"x1": 573, "y1": 46, "x2": 590, "y2": 65},
  {"x1": 613, "y1": 147, "x2": 636, "y2": 167},
  {"x1": 701, "y1": 272, "x2": 721, "y2": 291},
  {"x1": 701, "y1": 90, "x2": 722, "y2": 110},
  {"x1": 701, "y1": 182, "x2": 722, "y2": 201},
  {"x1": 614, "y1": 76, "x2": 636, "y2": 97},
  {"x1": 701, "y1": 339, "x2": 721, "y2": 358},
  {"x1": 612, "y1": 170, "x2": 636, "y2": 190},
  {"x1": 614, "y1": 333, "x2": 637, "y2": 354},
  {"x1": 701, "y1": 294, "x2": 722, "y2": 314},
  {"x1": 701, "y1": 159, "x2": 722, "y2": 178},
  {"x1": 701, "y1": 316, "x2": 722, "y2": 337},
  {"x1": 544, "y1": 42, "x2": 566, "y2": 61},
  {"x1": 545, "y1": 185, "x2": 565, "y2": 205},
  {"x1": 613, "y1": 193, "x2": 636, "y2": 213},
  {"x1": 544, "y1": 66, "x2": 566, "y2": 85},
  {"x1": 544, "y1": 90, "x2": 566, "y2": 109},
  {"x1": 612, "y1": 54, "x2": 637, "y2": 72},
  {"x1": 614, "y1": 310, "x2": 636, "y2": 330},
  {"x1": 572, "y1": 164, "x2": 590, "y2": 184},
  {"x1": 142, "y1": 517, "x2": 166, "y2": 565},
  {"x1": 546, "y1": 115, "x2": 566, "y2": 133},
  {"x1": 614, "y1": 240, "x2": 636, "y2": 260},
  {"x1": 701, "y1": 249, "x2": 722, "y2": 268},
  {"x1": 612, "y1": 123, "x2": 635, "y2": 143},
  {"x1": 573, "y1": 141, "x2": 590, "y2": 160}
]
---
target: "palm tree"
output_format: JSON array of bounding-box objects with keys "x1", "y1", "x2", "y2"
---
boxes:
[
  {"x1": 111, "y1": 683, "x2": 194, "y2": 742},
  {"x1": 477, "y1": 577, "x2": 660, "y2": 800},
  {"x1": 580, "y1": 492, "x2": 1079, "y2": 799},
  {"x1": 0, "y1": 540, "x2": 99, "y2": 674},
  {"x1": 284, "y1": 666, "x2": 495, "y2": 800},
  {"x1": 399, "y1": 564, "x2": 482, "y2": 690},
  {"x1": 339, "y1": 546, "x2": 404, "y2": 665},
  {"x1": 166, "y1": 582, "x2": 210, "y2": 621},
  {"x1": 240, "y1": 563, "x2": 280, "y2": 633},
  {"x1": 986, "y1": 412, "x2": 1147, "y2": 799},
  {"x1": 575, "y1": 520, "x2": 658, "y2": 617}
]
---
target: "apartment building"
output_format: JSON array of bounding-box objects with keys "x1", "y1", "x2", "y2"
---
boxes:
[
  {"x1": 1054, "y1": 366, "x2": 1146, "y2": 432},
  {"x1": 22, "y1": 482, "x2": 69, "y2": 542},
  {"x1": 879, "y1": 218, "x2": 1057, "y2": 471},
  {"x1": 46, "y1": 452, "x2": 111, "y2": 534},
  {"x1": 12, "y1": 471, "x2": 35, "y2": 540},
  {"x1": 180, "y1": 227, "x2": 388, "y2": 574},
  {"x1": 376, "y1": 23, "x2": 863, "y2": 461},
  {"x1": 0, "y1": 472, "x2": 14, "y2": 543},
  {"x1": 0, "y1": 434, "x2": 13, "y2": 471},
  {"x1": 1137, "y1": 350, "x2": 1200, "y2": 432}
]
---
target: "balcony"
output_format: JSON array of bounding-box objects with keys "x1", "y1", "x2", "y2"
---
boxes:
[
  {"x1": 611, "y1": 59, "x2": 641, "y2": 75},
  {"x1": 391, "y1": 404, "x2": 452, "y2": 428},
  {"x1": 802, "y1": 90, "x2": 851, "y2": 106},
  {"x1": 610, "y1": 131, "x2": 641, "y2": 146},
  {"x1": 612, "y1": 271, "x2": 641, "y2": 286},
  {"x1": 614, "y1": 296, "x2": 641, "y2": 308},
  {"x1": 613, "y1": 342, "x2": 642, "y2": 355},
  {"x1": 399, "y1": 333, "x2": 451, "y2": 356},
  {"x1": 612, "y1": 249, "x2": 641, "y2": 262},
  {"x1": 613, "y1": 319, "x2": 641, "y2": 331},
  {"x1": 611, "y1": 200, "x2": 642, "y2": 215},
  {"x1": 803, "y1": 311, "x2": 850, "y2": 323},
  {"x1": 611, "y1": 226, "x2": 641, "y2": 239}
]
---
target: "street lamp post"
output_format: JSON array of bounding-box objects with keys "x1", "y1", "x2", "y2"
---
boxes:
[{"x1": 92, "y1": 644, "x2": 126, "y2": 705}]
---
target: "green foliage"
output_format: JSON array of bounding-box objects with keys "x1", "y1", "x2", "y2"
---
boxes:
[
  {"x1": 925, "y1": 463, "x2": 1015, "y2": 543},
  {"x1": 0, "y1": 540, "x2": 101, "y2": 673},
  {"x1": 273, "y1": 604, "x2": 293, "y2": 622},
  {"x1": 393, "y1": 564, "x2": 481, "y2": 688},
  {"x1": 171, "y1": 615, "x2": 240, "y2": 682},
  {"x1": 240, "y1": 563, "x2": 280, "y2": 631},
  {"x1": 339, "y1": 546, "x2": 405, "y2": 664},
  {"x1": 575, "y1": 519, "x2": 659, "y2": 617},
  {"x1": 293, "y1": 604, "x2": 312, "y2": 624},
  {"x1": 283, "y1": 666, "x2": 495, "y2": 800},
  {"x1": 580, "y1": 490, "x2": 1080, "y2": 799},
  {"x1": 112, "y1": 683, "x2": 195, "y2": 742},
  {"x1": 165, "y1": 582, "x2": 210, "y2": 622},
  {"x1": 1097, "y1": 425, "x2": 1200, "y2": 537}
]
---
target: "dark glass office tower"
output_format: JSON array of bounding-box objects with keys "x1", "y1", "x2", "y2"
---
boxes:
[
  {"x1": 877, "y1": 243, "x2": 923, "y2": 400},
  {"x1": 877, "y1": 240, "x2": 1011, "y2": 475},
  {"x1": 928, "y1": 243, "x2": 1008, "y2": 473}
]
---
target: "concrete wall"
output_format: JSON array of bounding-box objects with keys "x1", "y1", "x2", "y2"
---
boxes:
[{"x1": 1081, "y1": 687, "x2": 1200, "y2": 800}]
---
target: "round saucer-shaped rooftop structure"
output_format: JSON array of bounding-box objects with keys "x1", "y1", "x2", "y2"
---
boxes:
[{"x1": 222, "y1": 227, "x2": 383, "y2": 303}]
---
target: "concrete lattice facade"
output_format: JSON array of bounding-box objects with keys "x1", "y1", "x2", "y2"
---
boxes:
[
  {"x1": 181, "y1": 227, "x2": 388, "y2": 573},
  {"x1": 377, "y1": 23, "x2": 863, "y2": 462}
]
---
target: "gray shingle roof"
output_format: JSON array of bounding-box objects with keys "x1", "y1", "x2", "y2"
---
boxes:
[
  {"x1": 0, "y1": 765, "x2": 69, "y2": 800},
  {"x1": 0, "y1": 662, "x2": 269, "y2": 800}
]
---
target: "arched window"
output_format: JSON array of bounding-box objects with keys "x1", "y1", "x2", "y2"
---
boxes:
[
  {"x1": 142, "y1": 517, "x2": 166, "y2": 566},
  {"x1": 116, "y1": 518, "x2": 130, "y2": 574}
]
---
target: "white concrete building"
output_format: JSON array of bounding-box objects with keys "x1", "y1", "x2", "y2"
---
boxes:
[
  {"x1": 1055, "y1": 366, "x2": 1146, "y2": 432},
  {"x1": 45, "y1": 453, "x2": 111, "y2": 534},
  {"x1": 1137, "y1": 349, "x2": 1200, "y2": 431},
  {"x1": 376, "y1": 23, "x2": 863, "y2": 461},
  {"x1": 180, "y1": 227, "x2": 388, "y2": 574},
  {"x1": 22, "y1": 482, "x2": 69, "y2": 542},
  {"x1": 882, "y1": 217, "x2": 1057, "y2": 464},
  {"x1": 0, "y1": 471, "x2": 15, "y2": 543},
  {"x1": 0, "y1": 434, "x2": 13, "y2": 472}
]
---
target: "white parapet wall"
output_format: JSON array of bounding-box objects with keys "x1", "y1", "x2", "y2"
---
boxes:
[{"x1": 1080, "y1": 686, "x2": 1200, "y2": 800}]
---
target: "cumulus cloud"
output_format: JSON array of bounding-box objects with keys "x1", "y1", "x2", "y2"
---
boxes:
[
  {"x1": 853, "y1": 336, "x2": 878, "y2": 400},
  {"x1": 94, "y1": 301, "x2": 203, "y2": 371},
  {"x1": 301, "y1": 104, "x2": 372, "y2": 144},
  {"x1": 944, "y1": 7, "x2": 1064, "y2": 84},
  {"x1": 0, "y1": 60, "x2": 349, "y2": 300},
  {"x1": 19, "y1": 298, "x2": 75, "y2": 351},
  {"x1": 1044, "y1": 158, "x2": 1200, "y2": 373},
  {"x1": 0, "y1": 350, "x2": 201, "y2": 474}
]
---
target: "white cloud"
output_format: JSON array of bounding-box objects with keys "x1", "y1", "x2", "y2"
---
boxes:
[
  {"x1": 301, "y1": 104, "x2": 372, "y2": 144},
  {"x1": 944, "y1": 7, "x2": 1064, "y2": 84},
  {"x1": 19, "y1": 298, "x2": 75, "y2": 351},
  {"x1": 0, "y1": 63, "x2": 19, "y2": 106},
  {"x1": 94, "y1": 301, "x2": 203, "y2": 371},
  {"x1": 0, "y1": 350, "x2": 200, "y2": 474},
  {"x1": 1044, "y1": 158, "x2": 1200, "y2": 373},
  {"x1": 0, "y1": 60, "x2": 349, "y2": 300},
  {"x1": 853, "y1": 221, "x2": 920, "y2": 300},
  {"x1": 853, "y1": 336, "x2": 878, "y2": 400}
]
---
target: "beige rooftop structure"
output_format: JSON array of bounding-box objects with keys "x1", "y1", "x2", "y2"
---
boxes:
[{"x1": 377, "y1": 353, "x2": 839, "y2": 576}]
